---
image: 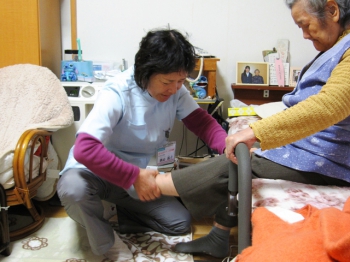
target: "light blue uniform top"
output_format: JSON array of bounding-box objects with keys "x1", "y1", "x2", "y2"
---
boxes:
[
  {"x1": 61, "y1": 67, "x2": 199, "y2": 174},
  {"x1": 255, "y1": 34, "x2": 350, "y2": 182}
]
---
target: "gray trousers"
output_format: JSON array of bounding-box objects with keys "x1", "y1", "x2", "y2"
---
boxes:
[
  {"x1": 172, "y1": 153, "x2": 350, "y2": 228},
  {"x1": 57, "y1": 168, "x2": 191, "y2": 255}
]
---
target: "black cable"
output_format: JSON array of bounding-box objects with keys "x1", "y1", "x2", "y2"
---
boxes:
[
  {"x1": 178, "y1": 122, "x2": 185, "y2": 156},
  {"x1": 195, "y1": 136, "x2": 199, "y2": 156},
  {"x1": 186, "y1": 144, "x2": 206, "y2": 157}
]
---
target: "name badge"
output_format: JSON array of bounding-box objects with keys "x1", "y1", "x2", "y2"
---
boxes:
[{"x1": 157, "y1": 141, "x2": 176, "y2": 166}]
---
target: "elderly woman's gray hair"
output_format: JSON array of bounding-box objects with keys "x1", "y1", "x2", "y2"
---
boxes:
[{"x1": 285, "y1": 0, "x2": 350, "y2": 28}]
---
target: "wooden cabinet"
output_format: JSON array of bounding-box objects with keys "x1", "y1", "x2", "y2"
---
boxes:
[
  {"x1": 194, "y1": 58, "x2": 220, "y2": 98},
  {"x1": 231, "y1": 84, "x2": 294, "y2": 105},
  {"x1": 0, "y1": 0, "x2": 62, "y2": 77}
]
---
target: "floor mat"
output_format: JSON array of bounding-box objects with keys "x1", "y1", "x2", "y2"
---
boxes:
[{"x1": 2, "y1": 216, "x2": 194, "y2": 262}]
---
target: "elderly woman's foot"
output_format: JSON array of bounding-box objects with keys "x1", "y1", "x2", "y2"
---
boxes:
[{"x1": 175, "y1": 227, "x2": 230, "y2": 258}]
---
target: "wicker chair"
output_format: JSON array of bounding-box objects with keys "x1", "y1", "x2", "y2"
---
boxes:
[
  {"x1": 0, "y1": 64, "x2": 73, "y2": 241},
  {"x1": 6, "y1": 129, "x2": 52, "y2": 240}
]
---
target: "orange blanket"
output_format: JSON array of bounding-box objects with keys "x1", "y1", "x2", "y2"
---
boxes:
[{"x1": 236, "y1": 197, "x2": 350, "y2": 262}]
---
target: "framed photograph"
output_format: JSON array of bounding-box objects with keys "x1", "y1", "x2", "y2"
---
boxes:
[
  {"x1": 289, "y1": 67, "x2": 302, "y2": 87},
  {"x1": 236, "y1": 62, "x2": 269, "y2": 86}
]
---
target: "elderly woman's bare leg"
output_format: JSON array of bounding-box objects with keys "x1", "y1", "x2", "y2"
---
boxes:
[
  {"x1": 155, "y1": 164, "x2": 235, "y2": 258},
  {"x1": 155, "y1": 173, "x2": 179, "y2": 196}
]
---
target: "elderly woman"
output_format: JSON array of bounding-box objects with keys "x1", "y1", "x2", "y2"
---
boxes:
[
  {"x1": 155, "y1": 0, "x2": 350, "y2": 258},
  {"x1": 251, "y1": 69, "x2": 264, "y2": 84}
]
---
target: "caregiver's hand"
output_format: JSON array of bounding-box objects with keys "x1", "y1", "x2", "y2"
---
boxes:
[
  {"x1": 225, "y1": 127, "x2": 257, "y2": 164},
  {"x1": 134, "y1": 168, "x2": 161, "y2": 201}
]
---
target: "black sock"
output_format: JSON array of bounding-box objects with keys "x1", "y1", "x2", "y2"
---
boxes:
[{"x1": 175, "y1": 226, "x2": 230, "y2": 258}]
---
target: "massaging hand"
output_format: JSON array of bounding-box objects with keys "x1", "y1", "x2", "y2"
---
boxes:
[
  {"x1": 225, "y1": 127, "x2": 257, "y2": 164},
  {"x1": 134, "y1": 168, "x2": 161, "y2": 201}
]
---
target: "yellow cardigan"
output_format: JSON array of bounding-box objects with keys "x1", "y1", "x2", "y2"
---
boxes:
[{"x1": 251, "y1": 30, "x2": 350, "y2": 150}]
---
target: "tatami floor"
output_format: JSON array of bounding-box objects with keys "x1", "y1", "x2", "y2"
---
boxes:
[{"x1": 38, "y1": 198, "x2": 238, "y2": 262}]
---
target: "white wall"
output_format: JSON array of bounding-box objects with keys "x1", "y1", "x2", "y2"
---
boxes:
[{"x1": 60, "y1": 0, "x2": 318, "y2": 156}]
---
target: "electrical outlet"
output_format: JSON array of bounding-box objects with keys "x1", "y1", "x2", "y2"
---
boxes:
[{"x1": 263, "y1": 90, "x2": 269, "y2": 98}]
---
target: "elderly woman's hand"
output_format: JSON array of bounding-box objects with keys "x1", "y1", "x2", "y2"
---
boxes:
[{"x1": 225, "y1": 127, "x2": 257, "y2": 164}]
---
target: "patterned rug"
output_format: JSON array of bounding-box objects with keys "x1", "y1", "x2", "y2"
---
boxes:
[{"x1": 2, "y1": 215, "x2": 194, "y2": 262}]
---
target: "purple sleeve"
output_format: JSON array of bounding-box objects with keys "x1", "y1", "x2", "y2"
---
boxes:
[
  {"x1": 182, "y1": 108, "x2": 227, "y2": 154},
  {"x1": 73, "y1": 133, "x2": 139, "y2": 189}
]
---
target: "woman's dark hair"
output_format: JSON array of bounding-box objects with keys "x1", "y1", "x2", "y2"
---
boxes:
[
  {"x1": 243, "y1": 65, "x2": 250, "y2": 73},
  {"x1": 134, "y1": 28, "x2": 196, "y2": 90},
  {"x1": 285, "y1": 0, "x2": 350, "y2": 28}
]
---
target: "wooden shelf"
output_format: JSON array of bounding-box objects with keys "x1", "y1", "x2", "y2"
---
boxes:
[
  {"x1": 231, "y1": 84, "x2": 294, "y2": 105},
  {"x1": 193, "y1": 58, "x2": 220, "y2": 98},
  {"x1": 232, "y1": 84, "x2": 294, "y2": 91},
  {"x1": 193, "y1": 98, "x2": 216, "y2": 104}
]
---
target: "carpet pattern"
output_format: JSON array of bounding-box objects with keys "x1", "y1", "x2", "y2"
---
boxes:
[{"x1": 2, "y1": 216, "x2": 193, "y2": 262}]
